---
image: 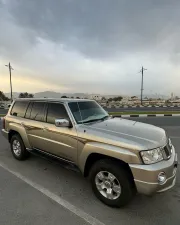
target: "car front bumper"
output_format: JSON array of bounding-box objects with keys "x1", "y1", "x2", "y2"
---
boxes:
[{"x1": 130, "y1": 146, "x2": 178, "y2": 195}]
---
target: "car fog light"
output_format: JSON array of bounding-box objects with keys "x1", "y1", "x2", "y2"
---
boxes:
[{"x1": 158, "y1": 172, "x2": 167, "y2": 184}]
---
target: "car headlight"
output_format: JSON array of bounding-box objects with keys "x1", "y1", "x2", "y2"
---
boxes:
[{"x1": 140, "y1": 148, "x2": 164, "y2": 164}]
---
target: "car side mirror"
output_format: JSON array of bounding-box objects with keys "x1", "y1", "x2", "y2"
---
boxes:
[{"x1": 55, "y1": 119, "x2": 72, "y2": 128}]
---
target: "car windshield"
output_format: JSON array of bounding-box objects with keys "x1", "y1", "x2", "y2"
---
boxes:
[{"x1": 68, "y1": 101, "x2": 109, "y2": 124}]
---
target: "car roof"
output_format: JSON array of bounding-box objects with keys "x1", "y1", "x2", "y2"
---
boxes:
[{"x1": 14, "y1": 98, "x2": 94, "y2": 103}]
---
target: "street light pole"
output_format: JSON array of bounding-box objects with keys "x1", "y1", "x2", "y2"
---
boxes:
[
  {"x1": 5, "y1": 62, "x2": 14, "y2": 102},
  {"x1": 139, "y1": 66, "x2": 147, "y2": 105}
]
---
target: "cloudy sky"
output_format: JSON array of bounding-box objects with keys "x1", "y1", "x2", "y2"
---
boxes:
[{"x1": 0, "y1": 0, "x2": 180, "y2": 96}]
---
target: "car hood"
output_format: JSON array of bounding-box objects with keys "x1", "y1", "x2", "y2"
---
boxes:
[{"x1": 78, "y1": 117, "x2": 167, "y2": 151}]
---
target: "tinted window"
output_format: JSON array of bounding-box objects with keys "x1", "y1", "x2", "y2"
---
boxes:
[
  {"x1": 47, "y1": 103, "x2": 69, "y2": 124},
  {"x1": 30, "y1": 102, "x2": 46, "y2": 121},
  {"x1": 25, "y1": 102, "x2": 33, "y2": 119},
  {"x1": 11, "y1": 101, "x2": 29, "y2": 117}
]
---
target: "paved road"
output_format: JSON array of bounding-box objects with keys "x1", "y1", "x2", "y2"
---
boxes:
[
  {"x1": 0, "y1": 109, "x2": 8, "y2": 115},
  {"x1": 0, "y1": 118, "x2": 180, "y2": 225},
  {"x1": 0, "y1": 167, "x2": 88, "y2": 225},
  {"x1": 128, "y1": 116, "x2": 180, "y2": 127}
]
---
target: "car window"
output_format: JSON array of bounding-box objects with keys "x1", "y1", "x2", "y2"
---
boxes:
[
  {"x1": 68, "y1": 102, "x2": 81, "y2": 122},
  {"x1": 11, "y1": 101, "x2": 29, "y2": 117},
  {"x1": 30, "y1": 102, "x2": 46, "y2": 121},
  {"x1": 46, "y1": 103, "x2": 69, "y2": 124},
  {"x1": 69, "y1": 101, "x2": 108, "y2": 124},
  {"x1": 25, "y1": 102, "x2": 33, "y2": 119}
]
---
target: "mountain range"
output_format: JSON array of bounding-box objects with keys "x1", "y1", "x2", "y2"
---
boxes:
[{"x1": 4, "y1": 91, "x2": 169, "y2": 99}]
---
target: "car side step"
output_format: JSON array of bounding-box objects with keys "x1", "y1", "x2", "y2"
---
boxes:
[{"x1": 26, "y1": 148, "x2": 80, "y2": 173}]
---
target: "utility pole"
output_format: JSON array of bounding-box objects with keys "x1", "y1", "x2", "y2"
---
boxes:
[
  {"x1": 5, "y1": 62, "x2": 14, "y2": 102},
  {"x1": 139, "y1": 66, "x2": 147, "y2": 105}
]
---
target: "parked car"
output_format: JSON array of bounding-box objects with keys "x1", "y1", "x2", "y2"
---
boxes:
[{"x1": 1, "y1": 98, "x2": 178, "y2": 207}]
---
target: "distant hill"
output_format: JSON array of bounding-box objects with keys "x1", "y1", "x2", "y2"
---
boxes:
[
  {"x1": 34, "y1": 91, "x2": 89, "y2": 98},
  {"x1": 5, "y1": 91, "x2": 90, "y2": 99},
  {"x1": 34, "y1": 91, "x2": 62, "y2": 98},
  {"x1": 4, "y1": 91, "x2": 168, "y2": 100}
]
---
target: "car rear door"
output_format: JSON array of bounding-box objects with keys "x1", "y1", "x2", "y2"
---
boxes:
[{"x1": 23, "y1": 101, "x2": 51, "y2": 152}]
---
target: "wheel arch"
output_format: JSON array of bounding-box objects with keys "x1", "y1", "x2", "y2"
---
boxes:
[
  {"x1": 8, "y1": 125, "x2": 31, "y2": 149},
  {"x1": 84, "y1": 152, "x2": 135, "y2": 184}
]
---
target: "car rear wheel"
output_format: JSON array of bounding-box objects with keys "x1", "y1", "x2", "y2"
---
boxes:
[
  {"x1": 90, "y1": 159, "x2": 135, "y2": 207},
  {"x1": 10, "y1": 134, "x2": 29, "y2": 160}
]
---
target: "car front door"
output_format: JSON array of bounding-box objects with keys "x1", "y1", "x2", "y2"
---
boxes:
[{"x1": 44, "y1": 102, "x2": 78, "y2": 163}]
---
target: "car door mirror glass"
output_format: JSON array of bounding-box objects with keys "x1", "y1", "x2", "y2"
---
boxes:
[{"x1": 55, "y1": 119, "x2": 71, "y2": 127}]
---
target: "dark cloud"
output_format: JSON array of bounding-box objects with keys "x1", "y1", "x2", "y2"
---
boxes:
[
  {"x1": 1, "y1": 0, "x2": 180, "y2": 95},
  {"x1": 4, "y1": 0, "x2": 180, "y2": 59}
]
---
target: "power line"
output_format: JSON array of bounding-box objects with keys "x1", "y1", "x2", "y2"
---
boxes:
[
  {"x1": 139, "y1": 66, "x2": 147, "y2": 105},
  {"x1": 5, "y1": 62, "x2": 14, "y2": 102}
]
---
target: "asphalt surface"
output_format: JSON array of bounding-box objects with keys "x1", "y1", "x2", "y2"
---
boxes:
[
  {"x1": 0, "y1": 109, "x2": 8, "y2": 115},
  {"x1": 0, "y1": 117, "x2": 180, "y2": 225}
]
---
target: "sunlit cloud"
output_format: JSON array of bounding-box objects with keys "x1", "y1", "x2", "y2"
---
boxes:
[{"x1": 0, "y1": 0, "x2": 180, "y2": 96}]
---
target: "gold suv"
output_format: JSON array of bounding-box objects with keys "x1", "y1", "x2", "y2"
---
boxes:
[{"x1": 1, "y1": 98, "x2": 178, "y2": 207}]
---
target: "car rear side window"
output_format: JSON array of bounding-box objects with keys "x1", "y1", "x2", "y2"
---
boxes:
[
  {"x1": 30, "y1": 102, "x2": 46, "y2": 122},
  {"x1": 46, "y1": 103, "x2": 69, "y2": 124},
  {"x1": 11, "y1": 101, "x2": 29, "y2": 117},
  {"x1": 25, "y1": 102, "x2": 33, "y2": 119}
]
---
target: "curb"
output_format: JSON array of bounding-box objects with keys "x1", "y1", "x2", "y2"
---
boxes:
[
  {"x1": 103, "y1": 105, "x2": 180, "y2": 109},
  {"x1": 113, "y1": 114, "x2": 180, "y2": 118}
]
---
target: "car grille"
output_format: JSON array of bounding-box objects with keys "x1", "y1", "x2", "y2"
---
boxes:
[{"x1": 163, "y1": 140, "x2": 172, "y2": 159}]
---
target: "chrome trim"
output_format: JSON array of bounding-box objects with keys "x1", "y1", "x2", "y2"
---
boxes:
[
  {"x1": 162, "y1": 141, "x2": 173, "y2": 160},
  {"x1": 55, "y1": 118, "x2": 70, "y2": 128},
  {"x1": 134, "y1": 179, "x2": 158, "y2": 185},
  {"x1": 1, "y1": 129, "x2": 9, "y2": 134},
  {"x1": 95, "y1": 171, "x2": 121, "y2": 200},
  {"x1": 134, "y1": 172, "x2": 176, "y2": 186},
  {"x1": 28, "y1": 134, "x2": 74, "y2": 149},
  {"x1": 29, "y1": 147, "x2": 75, "y2": 164},
  {"x1": 1, "y1": 129, "x2": 9, "y2": 139},
  {"x1": 12, "y1": 139, "x2": 22, "y2": 156},
  {"x1": 157, "y1": 177, "x2": 176, "y2": 192},
  {"x1": 26, "y1": 148, "x2": 33, "y2": 151}
]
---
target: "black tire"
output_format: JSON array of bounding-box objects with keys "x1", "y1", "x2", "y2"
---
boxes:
[
  {"x1": 10, "y1": 134, "x2": 30, "y2": 160},
  {"x1": 89, "y1": 159, "x2": 135, "y2": 208}
]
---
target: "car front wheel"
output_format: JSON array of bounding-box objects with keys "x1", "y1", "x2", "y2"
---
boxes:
[{"x1": 90, "y1": 159, "x2": 135, "y2": 207}]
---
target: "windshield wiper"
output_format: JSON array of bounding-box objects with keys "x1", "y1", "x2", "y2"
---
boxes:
[
  {"x1": 83, "y1": 118, "x2": 102, "y2": 123},
  {"x1": 100, "y1": 115, "x2": 109, "y2": 121},
  {"x1": 83, "y1": 116, "x2": 109, "y2": 124}
]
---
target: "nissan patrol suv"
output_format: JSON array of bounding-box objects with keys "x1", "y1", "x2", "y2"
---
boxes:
[{"x1": 1, "y1": 98, "x2": 178, "y2": 207}]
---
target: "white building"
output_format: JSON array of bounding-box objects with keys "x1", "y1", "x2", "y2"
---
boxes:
[{"x1": 90, "y1": 95, "x2": 103, "y2": 101}]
